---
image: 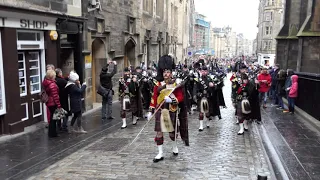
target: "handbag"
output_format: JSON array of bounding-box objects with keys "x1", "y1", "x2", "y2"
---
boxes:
[
  {"x1": 40, "y1": 85, "x2": 48, "y2": 103},
  {"x1": 97, "y1": 85, "x2": 110, "y2": 98}
]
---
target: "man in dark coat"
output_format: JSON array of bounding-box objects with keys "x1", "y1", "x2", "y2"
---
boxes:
[
  {"x1": 55, "y1": 68, "x2": 69, "y2": 132},
  {"x1": 100, "y1": 60, "x2": 118, "y2": 121}
]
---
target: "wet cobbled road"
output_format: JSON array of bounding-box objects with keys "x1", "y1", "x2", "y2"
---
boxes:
[{"x1": 27, "y1": 75, "x2": 273, "y2": 180}]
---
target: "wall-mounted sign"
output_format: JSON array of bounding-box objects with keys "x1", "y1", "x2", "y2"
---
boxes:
[
  {"x1": 0, "y1": 10, "x2": 56, "y2": 30},
  {"x1": 50, "y1": 31, "x2": 58, "y2": 40},
  {"x1": 85, "y1": 55, "x2": 92, "y2": 69}
]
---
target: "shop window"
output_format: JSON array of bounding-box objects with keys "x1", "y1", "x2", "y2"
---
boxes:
[
  {"x1": 0, "y1": 32, "x2": 6, "y2": 115},
  {"x1": 17, "y1": 32, "x2": 41, "y2": 41},
  {"x1": 18, "y1": 52, "x2": 27, "y2": 96},
  {"x1": 29, "y1": 52, "x2": 40, "y2": 94}
]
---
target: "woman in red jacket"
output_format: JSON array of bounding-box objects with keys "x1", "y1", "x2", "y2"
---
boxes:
[
  {"x1": 257, "y1": 68, "x2": 272, "y2": 108},
  {"x1": 287, "y1": 75, "x2": 298, "y2": 114},
  {"x1": 43, "y1": 70, "x2": 62, "y2": 138}
]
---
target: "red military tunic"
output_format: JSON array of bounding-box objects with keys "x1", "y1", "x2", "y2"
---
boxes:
[{"x1": 150, "y1": 81, "x2": 184, "y2": 109}]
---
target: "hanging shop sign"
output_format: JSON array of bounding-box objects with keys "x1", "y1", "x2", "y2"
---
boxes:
[{"x1": 0, "y1": 10, "x2": 56, "y2": 30}]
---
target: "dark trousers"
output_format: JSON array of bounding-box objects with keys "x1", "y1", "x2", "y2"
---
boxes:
[
  {"x1": 71, "y1": 111, "x2": 82, "y2": 127},
  {"x1": 48, "y1": 106, "x2": 57, "y2": 137},
  {"x1": 288, "y1": 97, "x2": 295, "y2": 113}
]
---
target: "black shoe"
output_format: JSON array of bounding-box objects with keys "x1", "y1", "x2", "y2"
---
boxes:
[
  {"x1": 199, "y1": 128, "x2": 203, "y2": 132},
  {"x1": 107, "y1": 117, "x2": 115, "y2": 120},
  {"x1": 207, "y1": 125, "x2": 210, "y2": 128},
  {"x1": 173, "y1": 152, "x2": 178, "y2": 156},
  {"x1": 49, "y1": 135, "x2": 59, "y2": 138},
  {"x1": 244, "y1": 128, "x2": 248, "y2": 131},
  {"x1": 184, "y1": 140, "x2": 189, "y2": 146},
  {"x1": 237, "y1": 132, "x2": 244, "y2": 135},
  {"x1": 121, "y1": 126, "x2": 127, "y2": 129},
  {"x1": 153, "y1": 157, "x2": 164, "y2": 163},
  {"x1": 218, "y1": 115, "x2": 222, "y2": 119},
  {"x1": 133, "y1": 122, "x2": 137, "y2": 125}
]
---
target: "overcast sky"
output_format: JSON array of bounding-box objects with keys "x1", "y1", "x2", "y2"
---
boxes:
[{"x1": 195, "y1": 0, "x2": 259, "y2": 40}]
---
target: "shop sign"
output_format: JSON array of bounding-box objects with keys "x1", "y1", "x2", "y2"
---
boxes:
[
  {"x1": 85, "y1": 55, "x2": 92, "y2": 69},
  {"x1": 0, "y1": 11, "x2": 56, "y2": 30}
]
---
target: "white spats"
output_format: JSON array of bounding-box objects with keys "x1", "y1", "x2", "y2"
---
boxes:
[
  {"x1": 205, "y1": 117, "x2": 210, "y2": 128},
  {"x1": 172, "y1": 141, "x2": 179, "y2": 155},
  {"x1": 133, "y1": 116, "x2": 138, "y2": 125},
  {"x1": 238, "y1": 123, "x2": 244, "y2": 135},
  {"x1": 244, "y1": 120, "x2": 249, "y2": 131},
  {"x1": 199, "y1": 120, "x2": 204, "y2": 131},
  {"x1": 155, "y1": 145, "x2": 163, "y2": 159},
  {"x1": 121, "y1": 118, "x2": 127, "y2": 129}
]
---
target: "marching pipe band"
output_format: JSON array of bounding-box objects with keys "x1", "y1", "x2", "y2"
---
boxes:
[{"x1": 117, "y1": 55, "x2": 234, "y2": 163}]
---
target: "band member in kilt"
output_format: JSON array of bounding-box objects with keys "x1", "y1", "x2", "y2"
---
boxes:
[
  {"x1": 194, "y1": 66, "x2": 216, "y2": 131},
  {"x1": 236, "y1": 73, "x2": 253, "y2": 135},
  {"x1": 146, "y1": 55, "x2": 184, "y2": 163},
  {"x1": 119, "y1": 68, "x2": 142, "y2": 129}
]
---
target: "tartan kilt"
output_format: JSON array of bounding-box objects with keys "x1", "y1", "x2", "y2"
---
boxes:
[
  {"x1": 154, "y1": 109, "x2": 178, "y2": 132},
  {"x1": 236, "y1": 101, "x2": 249, "y2": 120},
  {"x1": 119, "y1": 96, "x2": 128, "y2": 117}
]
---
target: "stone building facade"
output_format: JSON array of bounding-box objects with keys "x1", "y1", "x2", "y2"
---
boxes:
[
  {"x1": 256, "y1": 0, "x2": 284, "y2": 66},
  {"x1": 276, "y1": 0, "x2": 320, "y2": 73},
  {"x1": 82, "y1": 0, "x2": 192, "y2": 110}
]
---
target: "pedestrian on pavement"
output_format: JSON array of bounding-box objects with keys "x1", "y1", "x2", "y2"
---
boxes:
[
  {"x1": 65, "y1": 71, "x2": 87, "y2": 133},
  {"x1": 271, "y1": 64, "x2": 280, "y2": 105},
  {"x1": 283, "y1": 69, "x2": 294, "y2": 113},
  {"x1": 45, "y1": 64, "x2": 55, "y2": 128},
  {"x1": 257, "y1": 67, "x2": 272, "y2": 108},
  {"x1": 42, "y1": 69, "x2": 61, "y2": 138},
  {"x1": 276, "y1": 69, "x2": 287, "y2": 110},
  {"x1": 55, "y1": 68, "x2": 69, "y2": 132},
  {"x1": 100, "y1": 60, "x2": 117, "y2": 121},
  {"x1": 286, "y1": 75, "x2": 298, "y2": 114}
]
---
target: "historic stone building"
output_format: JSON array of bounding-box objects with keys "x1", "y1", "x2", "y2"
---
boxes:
[
  {"x1": 276, "y1": 0, "x2": 320, "y2": 122},
  {"x1": 82, "y1": 0, "x2": 192, "y2": 109},
  {"x1": 256, "y1": 0, "x2": 284, "y2": 66}
]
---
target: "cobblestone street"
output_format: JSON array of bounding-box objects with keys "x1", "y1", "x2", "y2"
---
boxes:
[{"x1": 26, "y1": 77, "x2": 273, "y2": 180}]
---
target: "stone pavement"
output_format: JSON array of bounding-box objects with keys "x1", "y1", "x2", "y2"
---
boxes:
[
  {"x1": 259, "y1": 101, "x2": 320, "y2": 180},
  {"x1": 27, "y1": 77, "x2": 273, "y2": 180}
]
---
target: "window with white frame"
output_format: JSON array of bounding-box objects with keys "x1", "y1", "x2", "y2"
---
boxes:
[
  {"x1": 0, "y1": 32, "x2": 6, "y2": 115},
  {"x1": 29, "y1": 52, "x2": 41, "y2": 94},
  {"x1": 271, "y1": 0, "x2": 275, "y2": 6},
  {"x1": 18, "y1": 52, "x2": 27, "y2": 97},
  {"x1": 265, "y1": 26, "x2": 272, "y2": 35},
  {"x1": 264, "y1": 41, "x2": 272, "y2": 50},
  {"x1": 265, "y1": 11, "x2": 273, "y2": 21}
]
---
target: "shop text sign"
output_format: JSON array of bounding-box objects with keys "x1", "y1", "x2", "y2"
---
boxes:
[
  {"x1": 0, "y1": 11, "x2": 56, "y2": 30},
  {"x1": 20, "y1": 19, "x2": 49, "y2": 29}
]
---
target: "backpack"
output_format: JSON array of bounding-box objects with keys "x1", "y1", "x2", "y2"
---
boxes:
[{"x1": 40, "y1": 85, "x2": 49, "y2": 103}]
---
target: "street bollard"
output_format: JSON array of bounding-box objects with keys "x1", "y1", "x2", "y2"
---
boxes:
[{"x1": 257, "y1": 174, "x2": 267, "y2": 180}]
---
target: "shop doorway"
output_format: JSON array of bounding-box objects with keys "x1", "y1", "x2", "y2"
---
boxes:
[
  {"x1": 92, "y1": 38, "x2": 107, "y2": 104},
  {"x1": 18, "y1": 51, "x2": 43, "y2": 126},
  {"x1": 124, "y1": 39, "x2": 136, "y2": 67}
]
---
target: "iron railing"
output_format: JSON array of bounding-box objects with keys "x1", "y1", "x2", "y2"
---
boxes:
[{"x1": 294, "y1": 72, "x2": 320, "y2": 120}]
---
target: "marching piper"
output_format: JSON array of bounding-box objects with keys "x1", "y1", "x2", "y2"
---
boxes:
[
  {"x1": 146, "y1": 55, "x2": 186, "y2": 163},
  {"x1": 119, "y1": 67, "x2": 143, "y2": 129},
  {"x1": 236, "y1": 73, "x2": 253, "y2": 135},
  {"x1": 194, "y1": 66, "x2": 216, "y2": 131}
]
